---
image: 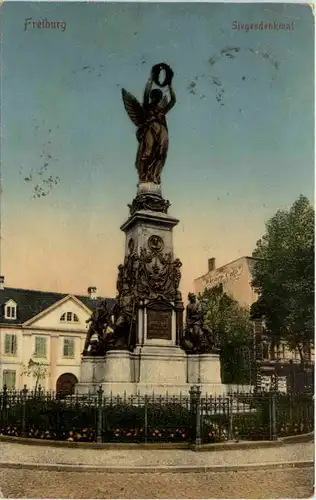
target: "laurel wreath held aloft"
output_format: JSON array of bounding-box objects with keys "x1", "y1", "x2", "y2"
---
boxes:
[{"x1": 151, "y1": 63, "x2": 174, "y2": 87}]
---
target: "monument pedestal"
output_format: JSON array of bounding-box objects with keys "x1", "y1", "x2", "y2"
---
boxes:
[
  {"x1": 76, "y1": 183, "x2": 227, "y2": 397},
  {"x1": 187, "y1": 353, "x2": 225, "y2": 395},
  {"x1": 187, "y1": 353, "x2": 222, "y2": 384},
  {"x1": 136, "y1": 344, "x2": 187, "y2": 385},
  {"x1": 104, "y1": 350, "x2": 133, "y2": 382},
  {"x1": 76, "y1": 350, "x2": 226, "y2": 396},
  {"x1": 76, "y1": 356, "x2": 106, "y2": 394}
]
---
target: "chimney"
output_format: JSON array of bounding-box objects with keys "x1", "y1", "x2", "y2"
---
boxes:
[
  {"x1": 0, "y1": 276, "x2": 4, "y2": 290},
  {"x1": 208, "y1": 258, "x2": 216, "y2": 272},
  {"x1": 87, "y1": 286, "x2": 97, "y2": 299}
]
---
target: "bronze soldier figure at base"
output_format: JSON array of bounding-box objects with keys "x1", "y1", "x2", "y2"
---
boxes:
[
  {"x1": 110, "y1": 286, "x2": 137, "y2": 350},
  {"x1": 82, "y1": 299, "x2": 112, "y2": 356},
  {"x1": 181, "y1": 293, "x2": 216, "y2": 354}
]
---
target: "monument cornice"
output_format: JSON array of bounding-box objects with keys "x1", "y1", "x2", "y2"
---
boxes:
[{"x1": 120, "y1": 209, "x2": 179, "y2": 233}]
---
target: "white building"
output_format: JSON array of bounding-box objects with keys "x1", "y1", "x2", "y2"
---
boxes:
[{"x1": 0, "y1": 277, "x2": 115, "y2": 394}]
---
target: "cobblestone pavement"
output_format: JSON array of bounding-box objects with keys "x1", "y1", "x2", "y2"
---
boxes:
[
  {"x1": 0, "y1": 440, "x2": 313, "y2": 467},
  {"x1": 0, "y1": 467, "x2": 313, "y2": 498}
]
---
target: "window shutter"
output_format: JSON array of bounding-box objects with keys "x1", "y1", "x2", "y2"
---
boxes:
[
  {"x1": 4, "y1": 335, "x2": 11, "y2": 354},
  {"x1": 63, "y1": 338, "x2": 74, "y2": 357},
  {"x1": 4, "y1": 334, "x2": 16, "y2": 354},
  {"x1": 63, "y1": 339, "x2": 68, "y2": 357},
  {"x1": 12, "y1": 335, "x2": 17, "y2": 354},
  {"x1": 3, "y1": 370, "x2": 16, "y2": 390},
  {"x1": 69, "y1": 339, "x2": 74, "y2": 356},
  {"x1": 35, "y1": 337, "x2": 47, "y2": 357}
]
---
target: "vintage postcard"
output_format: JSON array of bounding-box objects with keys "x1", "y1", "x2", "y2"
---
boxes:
[{"x1": 0, "y1": 1, "x2": 314, "y2": 498}]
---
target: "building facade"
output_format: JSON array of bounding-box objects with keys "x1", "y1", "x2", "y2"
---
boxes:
[
  {"x1": 194, "y1": 256, "x2": 258, "y2": 307},
  {"x1": 0, "y1": 278, "x2": 114, "y2": 394},
  {"x1": 194, "y1": 257, "x2": 314, "y2": 392}
]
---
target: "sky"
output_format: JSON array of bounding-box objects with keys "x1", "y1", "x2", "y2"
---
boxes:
[{"x1": 0, "y1": 1, "x2": 314, "y2": 301}]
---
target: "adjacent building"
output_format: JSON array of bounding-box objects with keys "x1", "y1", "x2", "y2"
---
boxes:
[
  {"x1": 194, "y1": 256, "x2": 259, "y2": 307},
  {"x1": 194, "y1": 257, "x2": 314, "y2": 392},
  {"x1": 0, "y1": 277, "x2": 114, "y2": 394}
]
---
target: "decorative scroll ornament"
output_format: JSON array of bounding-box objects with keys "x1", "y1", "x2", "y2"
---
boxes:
[
  {"x1": 128, "y1": 194, "x2": 171, "y2": 215},
  {"x1": 115, "y1": 244, "x2": 182, "y2": 302},
  {"x1": 148, "y1": 235, "x2": 164, "y2": 253},
  {"x1": 136, "y1": 248, "x2": 182, "y2": 300}
]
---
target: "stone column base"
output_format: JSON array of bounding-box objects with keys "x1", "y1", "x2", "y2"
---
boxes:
[
  {"x1": 187, "y1": 353, "x2": 222, "y2": 385},
  {"x1": 137, "y1": 345, "x2": 187, "y2": 385},
  {"x1": 104, "y1": 350, "x2": 133, "y2": 383},
  {"x1": 79, "y1": 356, "x2": 106, "y2": 384}
]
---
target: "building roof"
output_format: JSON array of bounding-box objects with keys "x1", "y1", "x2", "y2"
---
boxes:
[{"x1": 0, "y1": 287, "x2": 116, "y2": 325}]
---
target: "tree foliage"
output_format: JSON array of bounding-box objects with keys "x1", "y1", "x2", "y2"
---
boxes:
[
  {"x1": 250, "y1": 195, "x2": 314, "y2": 360},
  {"x1": 22, "y1": 358, "x2": 50, "y2": 392},
  {"x1": 199, "y1": 285, "x2": 253, "y2": 347},
  {"x1": 198, "y1": 285, "x2": 254, "y2": 384}
]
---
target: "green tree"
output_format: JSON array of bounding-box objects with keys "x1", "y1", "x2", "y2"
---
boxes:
[
  {"x1": 198, "y1": 286, "x2": 254, "y2": 384},
  {"x1": 22, "y1": 358, "x2": 50, "y2": 392},
  {"x1": 250, "y1": 195, "x2": 314, "y2": 362}
]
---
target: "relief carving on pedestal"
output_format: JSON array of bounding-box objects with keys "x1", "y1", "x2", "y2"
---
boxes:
[
  {"x1": 116, "y1": 235, "x2": 182, "y2": 303},
  {"x1": 109, "y1": 234, "x2": 183, "y2": 349},
  {"x1": 148, "y1": 234, "x2": 164, "y2": 253}
]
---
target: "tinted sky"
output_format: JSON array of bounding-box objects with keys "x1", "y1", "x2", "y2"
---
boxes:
[{"x1": 1, "y1": 2, "x2": 314, "y2": 301}]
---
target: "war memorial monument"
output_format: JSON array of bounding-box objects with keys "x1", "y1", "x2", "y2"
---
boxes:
[{"x1": 76, "y1": 64, "x2": 225, "y2": 395}]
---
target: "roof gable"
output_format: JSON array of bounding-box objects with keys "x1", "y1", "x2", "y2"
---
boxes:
[
  {"x1": 0, "y1": 287, "x2": 115, "y2": 325},
  {"x1": 4, "y1": 299, "x2": 17, "y2": 307},
  {"x1": 25, "y1": 295, "x2": 92, "y2": 329}
]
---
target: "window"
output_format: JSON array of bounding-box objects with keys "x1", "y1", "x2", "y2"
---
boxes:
[
  {"x1": 60, "y1": 312, "x2": 79, "y2": 323},
  {"x1": 4, "y1": 302, "x2": 17, "y2": 320},
  {"x1": 276, "y1": 344, "x2": 281, "y2": 360},
  {"x1": 4, "y1": 334, "x2": 17, "y2": 355},
  {"x1": 262, "y1": 342, "x2": 269, "y2": 359},
  {"x1": 3, "y1": 370, "x2": 16, "y2": 390},
  {"x1": 34, "y1": 336, "x2": 47, "y2": 358},
  {"x1": 63, "y1": 338, "x2": 74, "y2": 358}
]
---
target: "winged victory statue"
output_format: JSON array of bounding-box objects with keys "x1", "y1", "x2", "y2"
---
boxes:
[{"x1": 121, "y1": 63, "x2": 176, "y2": 185}]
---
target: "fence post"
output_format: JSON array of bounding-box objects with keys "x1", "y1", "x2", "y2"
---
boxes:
[
  {"x1": 228, "y1": 393, "x2": 233, "y2": 441},
  {"x1": 21, "y1": 385, "x2": 28, "y2": 438},
  {"x1": 56, "y1": 395, "x2": 61, "y2": 439},
  {"x1": 96, "y1": 385, "x2": 103, "y2": 443},
  {"x1": 144, "y1": 395, "x2": 148, "y2": 444},
  {"x1": 269, "y1": 391, "x2": 277, "y2": 441},
  {"x1": 1, "y1": 385, "x2": 7, "y2": 431},
  {"x1": 189, "y1": 385, "x2": 202, "y2": 446}
]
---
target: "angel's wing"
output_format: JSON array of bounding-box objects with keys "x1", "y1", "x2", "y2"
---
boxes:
[{"x1": 121, "y1": 89, "x2": 146, "y2": 127}]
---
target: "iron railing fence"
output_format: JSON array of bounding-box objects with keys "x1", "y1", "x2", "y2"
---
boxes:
[
  {"x1": 0, "y1": 385, "x2": 313, "y2": 444},
  {"x1": 275, "y1": 392, "x2": 314, "y2": 437}
]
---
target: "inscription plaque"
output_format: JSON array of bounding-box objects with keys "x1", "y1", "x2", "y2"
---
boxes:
[{"x1": 147, "y1": 309, "x2": 172, "y2": 340}]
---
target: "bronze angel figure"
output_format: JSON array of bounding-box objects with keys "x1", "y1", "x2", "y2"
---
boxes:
[{"x1": 121, "y1": 65, "x2": 176, "y2": 185}]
